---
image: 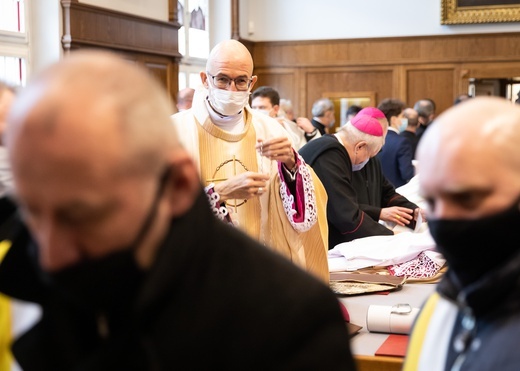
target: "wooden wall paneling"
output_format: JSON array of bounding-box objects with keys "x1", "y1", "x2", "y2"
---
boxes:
[
  {"x1": 139, "y1": 54, "x2": 178, "y2": 110},
  {"x1": 406, "y1": 65, "x2": 455, "y2": 115},
  {"x1": 455, "y1": 67, "x2": 471, "y2": 101},
  {"x1": 231, "y1": 0, "x2": 240, "y2": 40},
  {"x1": 252, "y1": 33, "x2": 520, "y2": 68},
  {"x1": 168, "y1": 0, "x2": 177, "y2": 22},
  {"x1": 61, "y1": 0, "x2": 181, "y2": 102},
  {"x1": 253, "y1": 68, "x2": 297, "y2": 104},
  {"x1": 462, "y1": 61, "x2": 520, "y2": 79},
  {"x1": 394, "y1": 65, "x2": 407, "y2": 104},
  {"x1": 250, "y1": 33, "x2": 520, "y2": 117},
  {"x1": 304, "y1": 67, "x2": 394, "y2": 118},
  {"x1": 294, "y1": 68, "x2": 307, "y2": 119},
  {"x1": 62, "y1": 3, "x2": 179, "y2": 56}
]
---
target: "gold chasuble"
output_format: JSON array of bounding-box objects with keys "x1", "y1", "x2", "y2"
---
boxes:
[
  {"x1": 171, "y1": 94, "x2": 329, "y2": 283},
  {"x1": 267, "y1": 167, "x2": 329, "y2": 283},
  {"x1": 196, "y1": 119, "x2": 262, "y2": 239}
]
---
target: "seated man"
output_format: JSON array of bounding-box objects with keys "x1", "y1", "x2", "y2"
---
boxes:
[
  {"x1": 404, "y1": 96, "x2": 520, "y2": 371},
  {"x1": 300, "y1": 108, "x2": 422, "y2": 249},
  {"x1": 0, "y1": 50, "x2": 356, "y2": 371}
]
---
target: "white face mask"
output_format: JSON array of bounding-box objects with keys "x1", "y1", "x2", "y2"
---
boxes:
[
  {"x1": 352, "y1": 157, "x2": 369, "y2": 171},
  {"x1": 399, "y1": 118, "x2": 408, "y2": 133},
  {"x1": 207, "y1": 79, "x2": 250, "y2": 116},
  {"x1": 254, "y1": 109, "x2": 271, "y2": 117},
  {"x1": 352, "y1": 146, "x2": 370, "y2": 171}
]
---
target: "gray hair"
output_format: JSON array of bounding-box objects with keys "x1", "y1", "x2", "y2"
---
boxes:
[
  {"x1": 279, "y1": 99, "x2": 293, "y2": 112},
  {"x1": 311, "y1": 98, "x2": 334, "y2": 117},
  {"x1": 414, "y1": 99, "x2": 436, "y2": 119},
  {"x1": 339, "y1": 121, "x2": 384, "y2": 153}
]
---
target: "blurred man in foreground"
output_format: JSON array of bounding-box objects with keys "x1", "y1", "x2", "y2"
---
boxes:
[
  {"x1": 0, "y1": 50, "x2": 355, "y2": 370},
  {"x1": 404, "y1": 96, "x2": 520, "y2": 370}
]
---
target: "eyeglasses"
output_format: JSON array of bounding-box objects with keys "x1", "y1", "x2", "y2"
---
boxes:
[{"x1": 207, "y1": 72, "x2": 253, "y2": 91}]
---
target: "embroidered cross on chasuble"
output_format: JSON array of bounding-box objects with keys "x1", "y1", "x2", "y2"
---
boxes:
[
  {"x1": 192, "y1": 115, "x2": 330, "y2": 284},
  {"x1": 197, "y1": 120, "x2": 262, "y2": 240}
]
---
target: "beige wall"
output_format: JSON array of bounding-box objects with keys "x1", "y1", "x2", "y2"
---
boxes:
[
  {"x1": 79, "y1": 0, "x2": 169, "y2": 21},
  {"x1": 241, "y1": 0, "x2": 520, "y2": 42}
]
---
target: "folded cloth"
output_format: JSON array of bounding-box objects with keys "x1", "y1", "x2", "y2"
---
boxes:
[
  {"x1": 388, "y1": 250, "x2": 445, "y2": 279},
  {"x1": 328, "y1": 230, "x2": 436, "y2": 272}
]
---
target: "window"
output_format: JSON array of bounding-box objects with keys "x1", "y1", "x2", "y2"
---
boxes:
[
  {"x1": 508, "y1": 80, "x2": 520, "y2": 104},
  {"x1": 177, "y1": 0, "x2": 209, "y2": 89},
  {"x1": 0, "y1": 0, "x2": 27, "y2": 86}
]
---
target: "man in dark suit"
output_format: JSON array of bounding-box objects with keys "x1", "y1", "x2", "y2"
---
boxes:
[
  {"x1": 400, "y1": 107, "x2": 420, "y2": 159},
  {"x1": 414, "y1": 98, "x2": 436, "y2": 143},
  {"x1": 376, "y1": 98, "x2": 415, "y2": 188}
]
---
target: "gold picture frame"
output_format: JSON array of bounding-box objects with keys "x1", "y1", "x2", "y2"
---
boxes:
[
  {"x1": 323, "y1": 91, "x2": 376, "y2": 133},
  {"x1": 441, "y1": 0, "x2": 520, "y2": 24}
]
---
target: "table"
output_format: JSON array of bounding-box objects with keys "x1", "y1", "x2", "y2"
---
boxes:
[{"x1": 338, "y1": 283, "x2": 437, "y2": 371}]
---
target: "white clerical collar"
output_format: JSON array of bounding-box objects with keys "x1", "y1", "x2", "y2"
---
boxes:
[{"x1": 204, "y1": 97, "x2": 245, "y2": 133}]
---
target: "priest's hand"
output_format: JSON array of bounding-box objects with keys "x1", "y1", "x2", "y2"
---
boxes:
[
  {"x1": 214, "y1": 172, "x2": 269, "y2": 202},
  {"x1": 256, "y1": 137, "x2": 296, "y2": 171}
]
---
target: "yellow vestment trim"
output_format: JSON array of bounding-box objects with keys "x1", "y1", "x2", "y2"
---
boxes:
[
  {"x1": 0, "y1": 240, "x2": 13, "y2": 371},
  {"x1": 402, "y1": 292, "x2": 440, "y2": 371},
  {"x1": 0, "y1": 240, "x2": 11, "y2": 264}
]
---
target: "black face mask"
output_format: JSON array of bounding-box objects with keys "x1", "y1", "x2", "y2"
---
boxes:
[
  {"x1": 48, "y1": 167, "x2": 171, "y2": 315},
  {"x1": 428, "y1": 197, "x2": 520, "y2": 287}
]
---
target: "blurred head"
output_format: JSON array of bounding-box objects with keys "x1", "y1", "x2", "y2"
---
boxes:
[
  {"x1": 311, "y1": 98, "x2": 335, "y2": 128},
  {"x1": 417, "y1": 96, "x2": 520, "y2": 285},
  {"x1": 279, "y1": 98, "x2": 295, "y2": 121},
  {"x1": 176, "y1": 87, "x2": 195, "y2": 111},
  {"x1": 0, "y1": 81, "x2": 16, "y2": 144},
  {"x1": 345, "y1": 105, "x2": 362, "y2": 122},
  {"x1": 251, "y1": 86, "x2": 280, "y2": 118},
  {"x1": 413, "y1": 99, "x2": 436, "y2": 126},
  {"x1": 378, "y1": 98, "x2": 406, "y2": 132},
  {"x1": 453, "y1": 93, "x2": 471, "y2": 105},
  {"x1": 201, "y1": 39, "x2": 257, "y2": 116},
  {"x1": 418, "y1": 97, "x2": 520, "y2": 219},
  {"x1": 403, "y1": 107, "x2": 419, "y2": 131},
  {"x1": 6, "y1": 50, "x2": 201, "y2": 273}
]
